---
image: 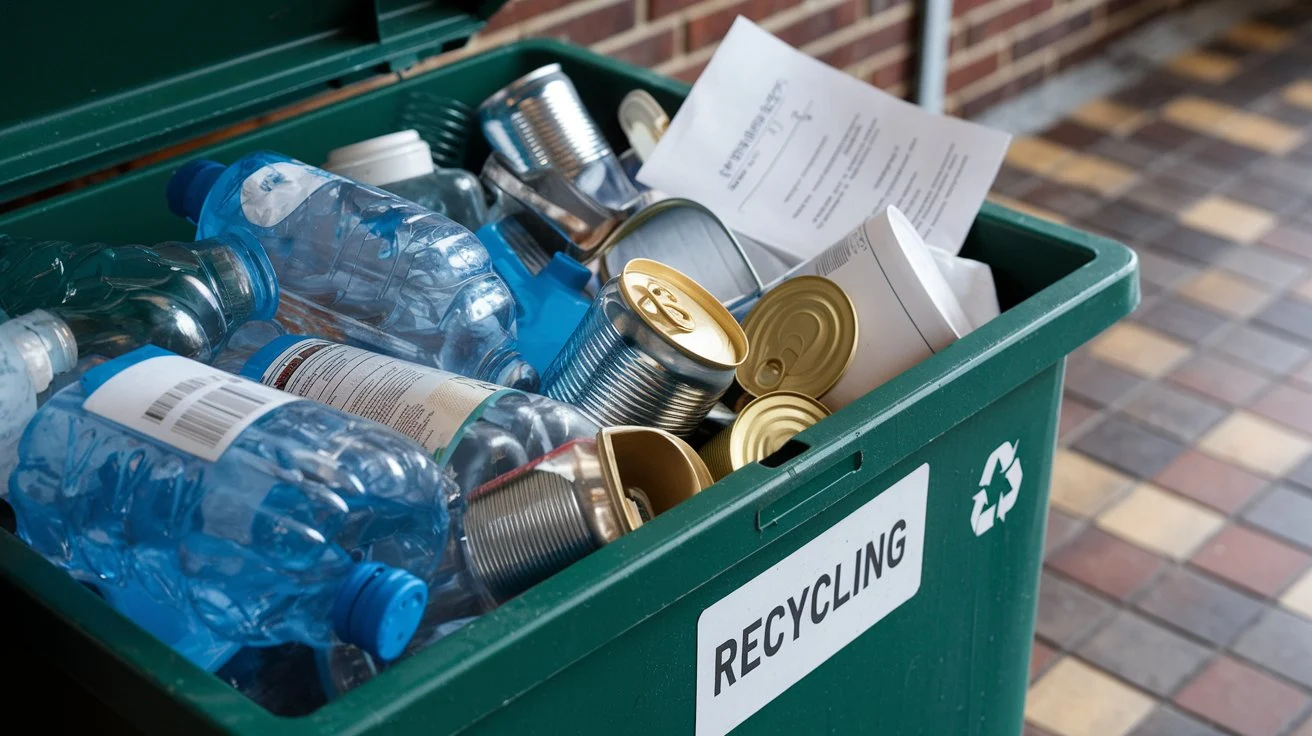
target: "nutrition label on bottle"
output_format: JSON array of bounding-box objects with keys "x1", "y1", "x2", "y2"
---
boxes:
[
  {"x1": 84, "y1": 354, "x2": 299, "y2": 462},
  {"x1": 254, "y1": 339, "x2": 500, "y2": 456}
]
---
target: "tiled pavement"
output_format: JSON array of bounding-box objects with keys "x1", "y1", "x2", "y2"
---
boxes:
[{"x1": 994, "y1": 6, "x2": 1312, "y2": 736}]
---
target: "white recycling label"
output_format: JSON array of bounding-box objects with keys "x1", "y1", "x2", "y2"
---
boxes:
[
  {"x1": 240, "y1": 161, "x2": 331, "y2": 227},
  {"x1": 83, "y1": 354, "x2": 299, "y2": 462},
  {"x1": 695, "y1": 464, "x2": 928, "y2": 736},
  {"x1": 255, "y1": 339, "x2": 502, "y2": 457}
]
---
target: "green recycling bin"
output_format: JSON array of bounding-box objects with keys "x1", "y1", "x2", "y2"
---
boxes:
[{"x1": 0, "y1": 3, "x2": 1138, "y2": 734}]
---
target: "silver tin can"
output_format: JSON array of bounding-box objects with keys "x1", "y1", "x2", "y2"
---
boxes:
[
  {"x1": 478, "y1": 64, "x2": 640, "y2": 212},
  {"x1": 541, "y1": 258, "x2": 749, "y2": 436}
]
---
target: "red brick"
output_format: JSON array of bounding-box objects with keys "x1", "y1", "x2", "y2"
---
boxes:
[
  {"x1": 649, "y1": 0, "x2": 704, "y2": 20},
  {"x1": 673, "y1": 58, "x2": 711, "y2": 84},
  {"x1": 774, "y1": 0, "x2": 863, "y2": 49},
  {"x1": 686, "y1": 0, "x2": 803, "y2": 50},
  {"x1": 817, "y1": 18, "x2": 912, "y2": 68},
  {"x1": 535, "y1": 0, "x2": 637, "y2": 46},
  {"x1": 966, "y1": 0, "x2": 1055, "y2": 45},
  {"x1": 953, "y1": 0, "x2": 1003, "y2": 18},
  {"x1": 599, "y1": 26, "x2": 679, "y2": 68},
  {"x1": 868, "y1": 56, "x2": 909, "y2": 90},
  {"x1": 483, "y1": 0, "x2": 575, "y2": 33},
  {"x1": 1012, "y1": 9, "x2": 1093, "y2": 59},
  {"x1": 947, "y1": 51, "x2": 1000, "y2": 93}
]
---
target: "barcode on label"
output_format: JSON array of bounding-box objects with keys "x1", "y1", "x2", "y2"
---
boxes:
[
  {"x1": 143, "y1": 376, "x2": 223, "y2": 424},
  {"x1": 814, "y1": 242, "x2": 852, "y2": 276},
  {"x1": 168, "y1": 381, "x2": 277, "y2": 450},
  {"x1": 83, "y1": 354, "x2": 300, "y2": 463}
]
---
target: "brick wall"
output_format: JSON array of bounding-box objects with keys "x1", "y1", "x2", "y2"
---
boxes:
[{"x1": 470, "y1": 0, "x2": 1192, "y2": 117}]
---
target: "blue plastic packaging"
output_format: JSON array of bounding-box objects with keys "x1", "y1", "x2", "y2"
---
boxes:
[
  {"x1": 476, "y1": 217, "x2": 591, "y2": 372},
  {"x1": 7, "y1": 346, "x2": 452, "y2": 670},
  {"x1": 166, "y1": 152, "x2": 536, "y2": 389}
]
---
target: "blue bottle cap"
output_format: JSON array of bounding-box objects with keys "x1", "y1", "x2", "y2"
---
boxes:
[
  {"x1": 167, "y1": 160, "x2": 226, "y2": 224},
  {"x1": 332, "y1": 562, "x2": 428, "y2": 662},
  {"x1": 213, "y1": 231, "x2": 281, "y2": 322}
]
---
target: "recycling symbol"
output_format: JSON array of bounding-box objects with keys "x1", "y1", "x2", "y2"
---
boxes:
[{"x1": 970, "y1": 440, "x2": 1023, "y2": 537}]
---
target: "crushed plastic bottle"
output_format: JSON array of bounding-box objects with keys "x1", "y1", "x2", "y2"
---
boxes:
[
  {"x1": 236, "y1": 336, "x2": 712, "y2": 700},
  {"x1": 0, "y1": 311, "x2": 78, "y2": 494},
  {"x1": 323, "y1": 130, "x2": 489, "y2": 232},
  {"x1": 165, "y1": 151, "x2": 536, "y2": 389},
  {"x1": 238, "y1": 336, "x2": 598, "y2": 491},
  {"x1": 7, "y1": 346, "x2": 454, "y2": 671},
  {"x1": 0, "y1": 233, "x2": 278, "y2": 361}
]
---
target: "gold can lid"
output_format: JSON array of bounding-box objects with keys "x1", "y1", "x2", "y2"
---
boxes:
[
  {"x1": 730, "y1": 392, "x2": 830, "y2": 469},
  {"x1": 737, "y1": 276, "x2": 858, "y2": 399},
  {"x1": 597, "y1": 426, "x2": 715, "y2": 532},
  {"x1": 619, "y1": 258, "x2": 749, "y2": 370}
]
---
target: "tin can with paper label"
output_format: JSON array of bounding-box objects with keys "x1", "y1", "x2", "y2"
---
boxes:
[
  {"x1": 736, "y1": 275, "x2": 857, "y2": 407},
  {"x1": 541, "y1": 258, "x2": 749, "y2": 436},
  {"x1": 698, "y1": 392, "x2": 829, "y2": 480}
]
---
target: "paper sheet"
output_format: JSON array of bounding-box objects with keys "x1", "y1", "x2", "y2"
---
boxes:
[{"x1": 638, "y1": 18, "x2": 1012, "y2": 260}]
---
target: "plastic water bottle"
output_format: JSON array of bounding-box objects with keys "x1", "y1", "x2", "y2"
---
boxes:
[
  {"x1": 238, "y1": 335, "x2": 598, "y2": 493},
  {"x1": 166, "y1": 151, "x2": 536, "y2": 390},
  {"x1": 323, "y1": 130, "x2": 489, "y2": 232},
  {"x1": 0, "y1": 233, "x2": 278, "y2": 362},
  {"x1": 0, "y1": 311, "x2": 78, "y2": 494},
  {"x1": 236, "y1": 336, "x2": 713, "y2": 699},
  {"x1": 8, "y1": 346, "x2": 453, "y2": 671}
]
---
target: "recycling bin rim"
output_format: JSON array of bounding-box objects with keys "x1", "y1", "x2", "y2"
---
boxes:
[{"x1": 0, "y1": 36, "x2": 1140, "y2": 736}]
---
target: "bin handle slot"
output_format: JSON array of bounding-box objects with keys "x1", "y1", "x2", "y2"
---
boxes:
[{"x1": 757, "y1": 450, "x2": 863, "y2": 537}]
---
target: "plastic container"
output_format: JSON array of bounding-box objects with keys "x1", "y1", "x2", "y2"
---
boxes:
[{"x1": 0, "y1": 9, "x2": 1138, "y2": 734}]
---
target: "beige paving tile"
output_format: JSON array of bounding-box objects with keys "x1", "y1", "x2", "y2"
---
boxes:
[
  {"x1": 1166, "y1": 51, "x2": 1240, "y2": 83},
  {"x1": 1088, "y1": 322, "x2": 1192, "y2": 379},
  {"x1": 1026, "y1": 658, "x2": 1155, "y2": 736},
  {"x1": 1052, "y1": 155, "x2": 1139, "y2": 197},
  {"x1": 1281, "y1": 568, "x2": 1312, "y2": 620},
  {"x1": 1096, "y1": 483, "x2": 1225, "y2": 560},
  {"x1": 987, "y1": 194, "x2": 1068, "y2": 224},
  {"x1": 1177, "y1": 268, "x2": 1275, "y2": 318},
  {"x1": 1199, "y1": 411, "x2": 1312, "y2": 477},
  {"x1": 1180, "y1": 195, "x2": 1277, "y2": 244},
  {"x1": 1052, "y1": 449, "x2": 1135, "y2": 517},
  {"x1": 1219, "y1": 113, "x2": 1306, "y2": 155},
  {"x1": 1070, "y1": 98, "x2": 1149, "y2": 135},
  {"x1": 1286, "y1": 80, "x2": 1312, "y2": 111},
  {"x1": 1005, "y1": 137, "x2": 1075, "y2": 176},
  {"x1": 1224, "y1": 21, "x2": 1293, "y2": 50},
  {"x1": 1163, "y1": 96, "x2": 1239, "y2": 134}
]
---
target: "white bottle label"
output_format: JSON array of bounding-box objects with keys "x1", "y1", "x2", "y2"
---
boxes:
[
  {"x1": 256, "y1": 340, "x2": 500, "y2": 457},
  {"x1": 83, "y1": 355, "x2": 299, "y2": 462},
  {"x1": 240, "y1": 161, "x2": 331, "y2": 228}
]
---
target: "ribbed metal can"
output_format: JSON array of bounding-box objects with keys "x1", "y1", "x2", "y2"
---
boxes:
[
  {"x1": 478, "y1": 64, "x2": 639, "y2": 211},
  {"x1": 541, "y1": 259, "x2": 750, "y2": 437}
]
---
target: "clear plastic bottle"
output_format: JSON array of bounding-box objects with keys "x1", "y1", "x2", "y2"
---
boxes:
[
  {"x1": 237, "y1": 335, "x2": 598, "y2": 492},
  {"x1": 8, "y1": 346, "x2": 454, "y2": 671},
  {"x1": 0, "y1": 233, "x2": 278, "y2": 362},
  {"x1": 236, "y1": 336, "x2": 711, "y2": 700},
  {"x1": 166, "y1": 151, "x2": 535, "y2": 389},
  {"x1": 323, "y1": 130, "x2": 489, "y2": 232},
  {"x1": 0, "y1": 311, "x2": 78, "y2": 494}
]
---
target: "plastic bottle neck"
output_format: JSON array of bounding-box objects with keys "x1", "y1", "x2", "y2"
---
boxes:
[
  {"x1": 477, "y1": 345, "x2": 538, "y2": 391},
  {"x1": 191, "y1": 232, "x2": 280, "y2": 325},
  {"x1": 1, "y1": 310, "x2": 78, "y2": 394}
]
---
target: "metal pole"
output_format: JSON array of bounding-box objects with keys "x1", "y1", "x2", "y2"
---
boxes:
[{"x1": 917, "y1": 0, "x2": 953, "y2": 113}]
